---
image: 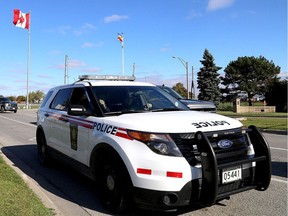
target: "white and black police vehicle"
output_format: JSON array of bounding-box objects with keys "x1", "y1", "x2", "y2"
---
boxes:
[{"x1": 36, "y1": 75, "x2": 271, "y2": 213}]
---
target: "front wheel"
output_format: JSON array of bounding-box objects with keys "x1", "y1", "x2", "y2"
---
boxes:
[
  {"x1": 0, "y1": 106, "x2": 4, "y2": 113},
  {"x1": 99, "y1": 158, "x2": 131, "y2": 213}
]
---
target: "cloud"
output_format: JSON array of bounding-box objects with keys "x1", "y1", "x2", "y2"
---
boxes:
[
  {"x1": 48, "y1": 50, "x2": 62, "y2": 55},
  {"x1": 57, "y1": 25, "x2": 72, "y2": 35},
  {"x1": 104, "y1": 14, "x2": 128, "y2": 23},
  {"x1": 81, "y1": 67, "x2": 102, "y2": 73},
  {"x1": 74, "y1": 23, "x2": 97, "y2": 36},
  {"x1": 44, "y1": 23, "x2": 96, "y2": 36},
  {"x1": 207, "y1": 0, "x2": 235, "y2": 11},
  {"x1": 67, "y1": 59, "x2": 87, "y2": 68},
  {"x1": 160, "y1": 43, "x2": 171, "y2": 52},
  {"x1": 81, "y1": 42, "x2": 95, "y2": 48},
  {"x1": 185, "y1": 10, "x2": 203, "y2": 20},
  {"x1": 52, "y1": 59, "x2": 86, "y2": 70},
  {"x1": 81, "y1": 41, "x2": 104, "y2": 48}
]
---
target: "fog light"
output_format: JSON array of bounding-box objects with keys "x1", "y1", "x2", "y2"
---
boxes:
[
  {"x1": 162, "y1": 194, "x2": 178, "y2": 205},
  {"x1": 163, "y1": 195, "x2": 171, "y2": 205}
]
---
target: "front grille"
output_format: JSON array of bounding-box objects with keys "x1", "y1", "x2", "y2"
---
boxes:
[{"x1": 170, "y1": 127, "x2": 249, "y2": 165}]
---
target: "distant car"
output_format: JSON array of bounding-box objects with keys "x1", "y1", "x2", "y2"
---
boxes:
[
  {"x1": 0, "y1": 97, "x2": 18, "y2": 113},
  {"x1": 158, "y1": 85, "x2": 217, "y2": 112}
]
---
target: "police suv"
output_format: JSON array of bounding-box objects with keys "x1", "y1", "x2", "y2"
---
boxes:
[{"x1": 36, "y1": 75, "x2": 271, "y2": 213}]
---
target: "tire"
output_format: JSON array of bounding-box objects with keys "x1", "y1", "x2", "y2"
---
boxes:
[
  {"x1": 36, "y1": 130, "x2": 50, "y2": 165},
  {"x1": 0, "y1": 106, "x2": 4, "y2": 113},
  {"x1": 99, "y1": 157, "x2": 131, "y2": 213},
  {"x1": 14, "y1": 110, "x2": 17, "y2": 113}
]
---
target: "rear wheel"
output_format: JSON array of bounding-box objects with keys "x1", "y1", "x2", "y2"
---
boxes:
[
  {"x1": 99, "y1": 157, "x2": 131, "y2": 213},
  {"x1": 0, "y1": 106, "x2": 4, "y2": 113},
  {"x1": 36, "y1": 130, "x2": 50, "y2": 165}
]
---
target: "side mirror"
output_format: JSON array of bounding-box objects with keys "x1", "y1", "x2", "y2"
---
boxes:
[{"x1": 68, "y1": 105, "x2": 89, "y2": 116}]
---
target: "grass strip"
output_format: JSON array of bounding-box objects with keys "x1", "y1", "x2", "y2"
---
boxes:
[
  {"x1": 0, "y1": 156, "x2": 53, "y2": 216},
  {"x1": 239, "y1": 117, "x2": 287, "y2": 131},
  {"x1": 218, "y1": 111, "x2": 288, "y2": 118},
  {"x1": 217, "y1": 111, "x2": 287, "y2": 131}
]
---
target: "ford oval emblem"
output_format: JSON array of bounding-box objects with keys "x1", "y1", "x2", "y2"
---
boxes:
[{"x1": 217, "y1": 139, "x2": 233, "y2": 149}]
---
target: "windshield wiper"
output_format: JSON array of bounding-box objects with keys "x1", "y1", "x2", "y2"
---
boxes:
[
  {"x1": 151, "y1": 108, "x2": 182, "y2": 112},
  {"x1": 104, "y1": 110, "x2": 149, "y2": 116}
]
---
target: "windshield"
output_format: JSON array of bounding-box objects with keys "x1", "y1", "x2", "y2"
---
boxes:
[
  {"x1": 92, "y1": 85, "x2": 188, "y2": 114},
  {"x1": 158, "y1": 85, "x2": 184, "y2": 99},
  {"x1": 1, "y1": 98, "x2": 11, "y2": 102}
]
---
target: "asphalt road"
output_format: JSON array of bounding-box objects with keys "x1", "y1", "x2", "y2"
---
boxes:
[{"x1": 0, "y1": 109, "x2": 287, "y2": 216}]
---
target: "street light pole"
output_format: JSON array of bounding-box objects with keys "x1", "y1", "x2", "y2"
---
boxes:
[{"x1": 172, "y1": 56, "x2": 189, "y2": 99}]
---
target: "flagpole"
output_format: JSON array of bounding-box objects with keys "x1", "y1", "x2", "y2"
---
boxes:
[
  {"x1": 122, "y1": 34, "x2": 125, "y2": 76},
  {"x1": 26, "y1": 11, "x2": 31, "y2": 109}
]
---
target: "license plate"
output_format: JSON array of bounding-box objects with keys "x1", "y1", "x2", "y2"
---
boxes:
[{"x1": 222, "y1": 166, "x2": 242, "y2": 184}]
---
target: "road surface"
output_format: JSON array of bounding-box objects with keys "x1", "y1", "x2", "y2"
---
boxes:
[{"x1": 0, "y1": 109, "x2": 287, "y2": 216}]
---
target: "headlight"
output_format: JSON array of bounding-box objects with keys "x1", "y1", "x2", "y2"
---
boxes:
[{"x1": 127, "y1": 130, "x2": 182, "y2": 157}]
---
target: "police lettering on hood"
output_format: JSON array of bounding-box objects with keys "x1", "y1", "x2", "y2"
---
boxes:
[{"x1": 191, "y1": 120, "x2": 230, "y2": 129}]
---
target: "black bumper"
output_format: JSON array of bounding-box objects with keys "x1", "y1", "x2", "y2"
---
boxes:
[{"x1": 133, "y1": 126, "x2": 271, "y2": 211}]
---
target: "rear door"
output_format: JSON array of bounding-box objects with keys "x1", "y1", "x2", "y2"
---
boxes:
[{"x1": 46, "y1": 87, "x2": 72, "y2": 154}]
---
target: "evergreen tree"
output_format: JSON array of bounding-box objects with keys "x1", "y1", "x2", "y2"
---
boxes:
[{"x1": 197, "y1": 49, "x2": 222, "y2": 106}]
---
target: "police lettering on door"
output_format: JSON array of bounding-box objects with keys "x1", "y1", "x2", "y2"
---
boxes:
[{"x1": 94, "y1": 122, "x2": 118, "y2": 135}]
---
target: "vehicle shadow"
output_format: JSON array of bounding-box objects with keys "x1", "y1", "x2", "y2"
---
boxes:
[
  {"x1": 1, "y1": 144, "x2": 109, "y2": 215},
  {"x1": 271, "y1": 161, "x2": 288, "y2": 178},
  {"x1": 2, "y1": 144, "x2": 209, "y2": 215},
  {"x1": 3, "y1": 144, "x2": 275, "y2": 215}
]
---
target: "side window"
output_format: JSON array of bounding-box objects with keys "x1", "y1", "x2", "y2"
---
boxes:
[
  {"x1": 69, "y1": 88, "x2": 91, "y2": 112},
  {"x1": 50, "y1": 88, "x2": 72, "y2": 110}
]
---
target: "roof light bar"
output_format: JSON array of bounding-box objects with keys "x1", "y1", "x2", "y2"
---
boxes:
[{"x1": 78, "y1": 75, "x2": 135, "y2": 81}]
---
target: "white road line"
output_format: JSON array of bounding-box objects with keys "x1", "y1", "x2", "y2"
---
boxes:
[
  {"x1": 0, "y1": 115, "x2": 36, "y2": 128},
  {"x1": 270, "y1": 147, "x2": 288, "y2": 151},
  {"x1": 271, "y1": 177, "x2": 288, "y2": 184}
]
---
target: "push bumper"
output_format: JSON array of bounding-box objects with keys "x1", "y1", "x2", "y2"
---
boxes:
[{"x1": 132, "y1": 126, "x2": 271, "y2": 210}]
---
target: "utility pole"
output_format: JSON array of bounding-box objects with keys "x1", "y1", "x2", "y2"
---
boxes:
[
  {"x1": 64, "y1": 55, "x2": 68, "y2": 84},
  {"x1": 191, "y1": 66, "x2": 196, "y2": 99},
  {"x1": 172, "y1": 56, "x2": 189, "y2": 99}
]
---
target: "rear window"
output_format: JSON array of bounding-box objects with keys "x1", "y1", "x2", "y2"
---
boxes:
[
  {"x1": 40, "y1": 90, "x2": 53, "y2": 108},
  {"x1": 50, "y1": 88, "x2": 72, "y2": 110}
]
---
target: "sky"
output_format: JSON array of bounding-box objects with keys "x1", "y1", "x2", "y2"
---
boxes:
[{"x1": 0, "y1": 0, "x2": 287, "y2": 97}]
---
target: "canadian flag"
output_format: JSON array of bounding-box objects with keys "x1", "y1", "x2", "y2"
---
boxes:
[{"x1": 13, "y1": 9, "x2": 30, "y2": 29}]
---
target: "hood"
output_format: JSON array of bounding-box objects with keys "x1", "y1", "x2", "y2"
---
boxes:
[{"x1": 103, "y1": 111, "x2": 242, "y2": 133}]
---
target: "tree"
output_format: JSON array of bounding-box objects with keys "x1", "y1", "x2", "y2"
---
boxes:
[
  {"x1": 265, "y1": 78, "x2": 287, "y2": 112},
  {"x1": 8, "y1": 96, "x2": 16, "y2": 101},
  {"x1": 221, "y1": 56, "x2": 280, "y2": 106},
  {"x1": 172, "y1": 82, "x2": 187, "y2": 98},
  {"x1": 29, "y1": 90, "x2": 45, "y2": 103},
  {"x1": 197, "y1": 49, "x2": 222, "y2": 106},
  {"x1": 17, "y1": 95, "x2": 26, "y2": 103}
]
